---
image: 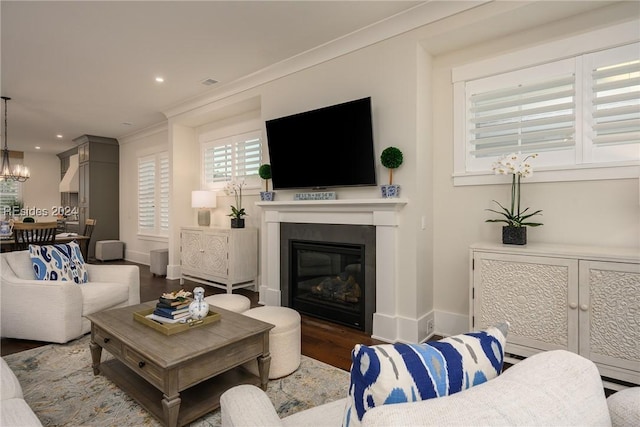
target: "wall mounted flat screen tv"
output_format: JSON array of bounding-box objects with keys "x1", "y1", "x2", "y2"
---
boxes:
[{"x1": 265, "y1": 97, "x2": 376, "y2": 190}]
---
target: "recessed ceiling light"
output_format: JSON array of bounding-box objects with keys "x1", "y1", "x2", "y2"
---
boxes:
[
  {"x1": 35, "y1": 146, "x2": 41, "y2": 150},
  {"x1": 56, "y1": 134, "x2": 63, "y2": 139},
  {"x1": 155, "y1": 77, "x2": 164, "y2": 83}
]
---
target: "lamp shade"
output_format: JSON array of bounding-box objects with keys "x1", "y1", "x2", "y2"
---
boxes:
[{"x1": 191, "y1": 191, "x2": 217, "y2": 208}]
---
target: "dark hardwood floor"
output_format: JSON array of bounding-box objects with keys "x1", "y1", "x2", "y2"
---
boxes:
[{"x1": 1, "y1": 260, "x2": 384, "y2": 371}]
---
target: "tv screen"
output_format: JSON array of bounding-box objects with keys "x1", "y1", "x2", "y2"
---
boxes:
[{"x1": 265, "y1": 97, "x2": 376, "y2": 190}]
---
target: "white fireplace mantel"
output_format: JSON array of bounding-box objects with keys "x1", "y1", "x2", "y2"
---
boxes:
[{"x1": 256, "y1": 198, "x2": 408, "y2": 342}]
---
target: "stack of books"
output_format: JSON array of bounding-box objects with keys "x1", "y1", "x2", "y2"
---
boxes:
[{"x1": 146, "y1": 290, "x2": 193, "y2": 324}]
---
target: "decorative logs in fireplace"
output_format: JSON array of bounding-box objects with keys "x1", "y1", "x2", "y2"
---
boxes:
[{"x1": 310, "y1": 267, "x2": 362, "y2": 303}]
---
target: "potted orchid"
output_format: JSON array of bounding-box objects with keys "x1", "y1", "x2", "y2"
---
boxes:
[
  {"x1": 224, "y1": 180, "x2": 247, "y2": 228},
  {"x1": 485, "y1": 153, "x2": 543, "y2": 245}
]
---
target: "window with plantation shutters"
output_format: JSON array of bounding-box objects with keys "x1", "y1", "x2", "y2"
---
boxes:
[
  {"x1": 138, "y1": 152, "x2": 170, "y2": 235},
  {"x1": 0, "y1": 179, "x2": 21, "y2": 217},
  {"x1": 202, "y1": 130, "x2": 262, "y2": 189},
  {"x1": 467, "y1": 62, "x2": 576, "y2": 171},
  {"x1": 454, "y1": 38, "x2": 640, "y2": 185}
]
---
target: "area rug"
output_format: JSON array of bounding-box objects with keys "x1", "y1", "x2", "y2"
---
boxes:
[{"x1": 3, "y1": 335, "x2": 350, "y2": 426}]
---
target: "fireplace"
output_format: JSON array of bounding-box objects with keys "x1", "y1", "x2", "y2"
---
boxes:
[
  {"x1": 281, "y1": 223, "x2": 375, "y2": 334},
  {"x1": 291, "y1": 240, "x2": 365, "y2": 330},
  {"x1": 256, "y1": 198, "x2": 407, "y2": 342}
]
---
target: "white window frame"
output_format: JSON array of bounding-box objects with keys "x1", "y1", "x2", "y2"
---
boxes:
[
  {"x1": 137, "y1": 152, "x2": 170, "y2": 237},
  {"x1": 200, "y1": 130, "x2": 262, "y2": 191},
  {"x1": 452, "y1": 20, "x2": 640, "y2": 186}
]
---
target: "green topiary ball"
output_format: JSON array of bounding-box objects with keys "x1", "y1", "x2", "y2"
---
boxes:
[
  {"x1": 258, "y1": 164, "x2": 272, "y2": 180},
  {"x1": 380, "y1": 147, "x2": 403, "y2": 169}
]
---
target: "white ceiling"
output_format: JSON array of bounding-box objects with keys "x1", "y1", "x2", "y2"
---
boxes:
[
  {"x1": 1, "y1": 0, "x2": 423, "y2": 154},
  {"x1": 1, "y1": 1, "x2": 624, "y2": 155}
]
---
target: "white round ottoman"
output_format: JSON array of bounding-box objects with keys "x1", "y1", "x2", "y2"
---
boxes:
[
  {"x1": 203, "y1": 294, "x2": 251, "y2": 313},
  {"x1": 243, "y1": 306, "x2": 301, "y2": 379}
]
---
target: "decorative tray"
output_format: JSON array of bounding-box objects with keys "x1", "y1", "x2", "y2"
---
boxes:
[{"x1": 133, "y1": 308, "x2": 221, "y2": 335}]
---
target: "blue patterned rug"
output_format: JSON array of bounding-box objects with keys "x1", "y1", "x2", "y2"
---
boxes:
[{"x1": 3, "y1": 335, "x2": 350, "y2": 426}]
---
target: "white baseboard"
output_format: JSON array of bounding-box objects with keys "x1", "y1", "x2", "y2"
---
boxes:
[
  {"x1": 167, "y1": 264, "x2": 181, "y2": 281},
  {"x1": 124, "y1": 250, "x2": 149, "y2": 266},
  {"x1": 259, "y1": 285, "x2": 281, "y2": 307},
  {"x1": 371, "y1": 312, "x2": 396, "y2": 343},
  {"x1": 434, "y1": 310, "x2": 470, "y2": 337}
]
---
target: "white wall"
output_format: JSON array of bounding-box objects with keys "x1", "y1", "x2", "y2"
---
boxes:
[
  {"x1": 21, "y1": 151, "x2": 60, "y2": 222},
  {"x1": 122, "y1": 1, "x2": 640, "y2": 340}
]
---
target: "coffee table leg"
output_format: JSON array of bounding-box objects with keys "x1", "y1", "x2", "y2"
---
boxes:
[
  {"x1": 257, "y1": 354, "x2": 271, "y2": 390},
  {"x1": 162, "y1": 393, "x2": 181, "y2": 427},
  {"x1": 89, "y1": 341, "x2": 102, "y2": 375}
]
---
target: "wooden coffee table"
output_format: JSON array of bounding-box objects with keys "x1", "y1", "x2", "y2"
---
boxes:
[{"x1": 86, "y1": 301, "x2": 274, "y2": 427}]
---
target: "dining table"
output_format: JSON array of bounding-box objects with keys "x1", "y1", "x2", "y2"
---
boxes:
[{"x1": 0, "y1": 233, "x2": 91, "y2": 260}]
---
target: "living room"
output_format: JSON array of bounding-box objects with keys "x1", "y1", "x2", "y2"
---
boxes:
[
  {"x1": 1, "y1": 1, "x2": 639, "y2": 425},
  {"x1": 117, "y1": 0, "x2": 639, "y2": 342},
  {"x1": 3, "y1": 0, "x2": 638, "y2": 340}
]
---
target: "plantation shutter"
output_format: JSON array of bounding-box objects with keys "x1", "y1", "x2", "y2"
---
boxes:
[
  {"x1": 159, "y1": 154, "x2": 170, "y2": 232},
  {"x1": 591, "y1": 60, "x2": 640, "y2": 147},
  {"x1": 138, "y1": 157, "x2": 155, "y2": 231},
  {"x1": 235, "y1": 135, "x2": 261, "y2": 178},
  {"x1": 202, "y1": 130, "x2": 262, "y2": 188},
  {"x1": 204, "y1": 144, "x2": 232, "y2": 185},
  {"x1": 468, "y1": 75, "x2": 576, "y2": 158}
]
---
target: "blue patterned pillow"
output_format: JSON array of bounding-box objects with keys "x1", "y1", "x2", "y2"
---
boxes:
[
  {"x1": 29, "y1": 242, "x2": 88, "y2": 284},
  {"x1": 343, "y1": 322, "x2": 508, "y2": 427}
]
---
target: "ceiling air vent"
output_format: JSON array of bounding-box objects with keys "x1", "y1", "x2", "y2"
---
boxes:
[{"x1": 200, "y1": 78, "x2": 218, "y2": 86}]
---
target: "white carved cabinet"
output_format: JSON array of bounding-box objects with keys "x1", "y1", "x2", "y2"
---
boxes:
[
  {"x1": 470, "y1": 242, "x2": 640, "y2": 386},
  {"x1": 180, "y1": 226, "x2": 258, "y2": 293}
]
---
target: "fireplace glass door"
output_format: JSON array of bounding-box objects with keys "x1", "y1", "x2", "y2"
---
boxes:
[{"x1": 290, "y1": 240, "x2": 365, "y2": 330}]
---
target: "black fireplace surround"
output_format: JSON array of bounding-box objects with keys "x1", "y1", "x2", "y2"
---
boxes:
[{"x1": 280, "y1": 223, "x2": 376, "y2": 333}]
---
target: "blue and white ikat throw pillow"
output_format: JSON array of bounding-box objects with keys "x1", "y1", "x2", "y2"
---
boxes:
[
  {"x1": 29, "y1": 241, "x2": 88, "y2": 284},
  {"x1": 342, "y1": 322, "x2": 509, "y2": 427}
]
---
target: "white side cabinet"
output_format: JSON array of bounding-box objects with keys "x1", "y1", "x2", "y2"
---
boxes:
[
  {"x1": 180, "y1": 226, "x2": 258, "y2": 293},
  {"x1": 470, "y1": 242, "x2": 640, "y2": 386}
]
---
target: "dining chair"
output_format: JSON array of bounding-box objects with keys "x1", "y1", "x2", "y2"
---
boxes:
[
  {"x1": 81, "y1": 218, "x2": 97, "y2": 260},
  {"x1": 12, "y1": 221, "x2": 57, "y2": 250},
  {"x1": 83, "y1": 218, "x2": 97, "y2": 240}
]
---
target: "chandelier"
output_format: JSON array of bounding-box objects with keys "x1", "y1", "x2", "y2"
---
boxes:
[{"x1": 1, "y1": 96, "x2": 29, "y2": 182}]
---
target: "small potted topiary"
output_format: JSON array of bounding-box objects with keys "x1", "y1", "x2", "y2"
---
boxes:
[
  {"x1": 258, "y1": 164, "x2": 275, "y2": 201},
  {"x1": 380, "y1": 146, "x2": 403, "y2": 198}
]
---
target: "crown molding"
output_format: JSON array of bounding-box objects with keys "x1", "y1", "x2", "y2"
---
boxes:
[{"x1": 162, "y1": 1, "x2": 488, "y2": 121}]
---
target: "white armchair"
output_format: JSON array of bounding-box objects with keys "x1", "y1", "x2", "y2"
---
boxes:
[
  {"x1": 0, "y1": 250, "x2": 140, "y2": 343},
  {"x1": 221, "y1": 350, "x2": 639, "y2": 427}
]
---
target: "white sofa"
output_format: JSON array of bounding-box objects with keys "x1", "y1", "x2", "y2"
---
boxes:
[
  {"x1": 1, "y1": 357, "x2": 42, "y2": 426},
  {"x1": 0, "y1": 250, "x2": 140, "y2": 343},
  {"x1": 221, "y1": 350, "x2": 639, "y2": 426}
]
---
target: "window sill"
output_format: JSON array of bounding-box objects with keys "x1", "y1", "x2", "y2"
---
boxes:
[
  {"x1": 137, "y1": 233, "x2": 169, "y2": 242},
  {"x1": 453, "y1": 163, "x2": 640, "y2": 186}
]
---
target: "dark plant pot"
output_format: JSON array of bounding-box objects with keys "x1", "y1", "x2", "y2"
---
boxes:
[
  {"x1": 381, "y1": 184, "x2": 400, "y2": 198},
  {"x1": 502, "y1": 226, "x2": 527, "y2": 245},
  {"x1": 260, "y1": 191, "x2": 275, "y2": 201},
  {"x1": 230, "y1": 218, "x2": 245, "y2": 229}
]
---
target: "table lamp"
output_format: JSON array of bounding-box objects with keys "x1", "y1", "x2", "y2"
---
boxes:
[{"x1": 191, "y1": 191, "x2": 217, "y2": 226}]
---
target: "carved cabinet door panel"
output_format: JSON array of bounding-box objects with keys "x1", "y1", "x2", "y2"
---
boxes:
[
  {"x1": 578, "y1": 260, "x2": 640, "y2": 383},
  {"x1": 181, "y1": 229, "x2": 204, "y2": 271},
  {"x1": 202, "y1": 231, "x2": 229, "y2": 278},
  {"x1": 472, "y1": 251, "x2": 579, "y2": 356}
]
